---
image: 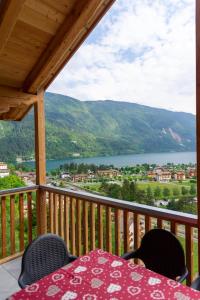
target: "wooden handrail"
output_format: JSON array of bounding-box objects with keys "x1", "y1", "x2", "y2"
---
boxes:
[
  {"x1": 0, "y1": 185, "x2": 38, "y2": 196},
  {"x1": 40, "y1": 185, "x2": 198, "y2": 227}
]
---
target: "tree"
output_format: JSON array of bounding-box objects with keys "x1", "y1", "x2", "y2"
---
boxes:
[
  {"x1": 121, "y1": 179, "x2": 130, "y2": 200},
  {"x1": 163, "y1": 187, "x2": 170, "y2": 199},
  {"x1": 172, "y1": 187, "x2": 180, "y2": 197},
  {"x1": 129, "y1": 181, "x2": 137, "y2": 201},
  {"x1": 190, "y1": 184, "x2": 196, "y2": 196},
  {"x1": 154, "y1": 186, "x2": 161, "y2": 199},
  {"x1": 181, "y1": 186, "x2": 188, "y2": 196},
  {"x1": 146, "y1": 186, "x2": 154, "y2": 205}
]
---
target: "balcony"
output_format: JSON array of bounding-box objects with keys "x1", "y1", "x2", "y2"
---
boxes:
[{"x1": 0, "y1": 184, "x2": 198, "y2": 298}]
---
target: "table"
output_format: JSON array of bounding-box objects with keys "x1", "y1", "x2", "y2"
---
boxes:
[{"x1": 9, "y1": 249, "x2": 200, "y2": 299}]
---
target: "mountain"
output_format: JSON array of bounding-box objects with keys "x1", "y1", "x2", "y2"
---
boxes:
[{"x1": 0, "y1": 92, "x2": 196, "y2": 162}]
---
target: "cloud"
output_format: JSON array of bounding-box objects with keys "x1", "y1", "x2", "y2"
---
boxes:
[{"x1": 48, "y1": 0, "x2": 195, "y2": 114}]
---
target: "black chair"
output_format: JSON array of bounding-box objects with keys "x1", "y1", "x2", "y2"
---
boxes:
[
  {"x1": 121, "y1": 229, "x2": 188, "y2": 282},
  {"x1": 18, "y1": 233, "x2": 77, "y2": 288},
  {"x1": 191, "y1": 276, "x2": 200, "y2": 290}
]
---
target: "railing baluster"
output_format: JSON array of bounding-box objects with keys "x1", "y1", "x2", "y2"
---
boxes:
[
  {"x1": 145, "y1": 215, "x2": 151, "y2": 233},
  {"x1": 123, "y1": 210, "x2": 129, "y2": 253},
  {"x1": 59, "y1": 194, "x2": 64, "y2": 238},
  {"x1": 70, "y1": 198, "x2": 76, "y2": 255},
  {"x1": 49, "y1": 192, "x2": 54, "y2": 233},
  {"x1": 98, "y1": 204, "x2": 103, "y2": 249},
  {"x1": 106, "y1": 206, "x2": 112, "y2": 253},
  {"x1": 83, "y1": 201, "x2": 88, "y2": 254},
  {"x1": 53, "y1": 193, "x2": 58, "y2": 234},
  {"x1": 90, "y1": 202, "x2": 95, "y2": 250},
  {"x1": 27, "y1": 192, "x2": 32, "y2": 243},
  {"x1": 64, "y1": 196, "x2": 69, "y2": 247},
  {"x1": 10, "y1": 195, "x2": 15, "y2": 255},
  {"x1": 186, "y1": 225, "x2": 193, "y2": 285},
  {"x1": 19, "y1": 193, "x2": 24, "y2": 251},
  {"x1": 157, "y1": 218, "x2": 163, "y2": 229},
  {"x1": 170, "y1": 221, "x2": 177, "y2": 235},
  {"x1": 1, "y1": 196, "x2": 6, "y2": 257},
  {"x1": 115, "y1": 209, "x2": 121, "y2": 255},
  {"x1": 76, "y1": 199, "x2": 82, "y2": 256}
]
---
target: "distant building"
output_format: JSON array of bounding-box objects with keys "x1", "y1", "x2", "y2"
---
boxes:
[
  {"x1": 172, "y1": 171, "x2": 185, "y2": 181},
  {"x1": 0, "y1": 162, "x2": 9, "y2": 178},
  {"x1": 187, "y1": 168, "x2": 197, "y2": 178},
  {"x1": 72, "y1": 174, "x2": 90, "y2": 182},
  {"x1": 16, "y1": 171, "x2": 35, "y2": 185},
  {"x1": 156, "y1": 171, "x2": 171, "y2": 182},
  {"x1": 97, "y1": 169, "x2": 120, "y2": 178},
  {"x1": 60, "y1": 173, "x2": 71, "y2": 180}
]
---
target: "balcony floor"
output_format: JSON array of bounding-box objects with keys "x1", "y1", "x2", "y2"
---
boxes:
[{"x1": 0, "y1": 257, "x2": 21, "y2": 300}]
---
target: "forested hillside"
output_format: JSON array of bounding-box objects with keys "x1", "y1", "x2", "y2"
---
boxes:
[{"x1": 0, "y1": 92, "x2": 195, "y2": 162}]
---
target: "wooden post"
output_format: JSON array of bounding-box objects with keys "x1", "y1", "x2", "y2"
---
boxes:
[
  {"x1": 196, "y1": 0, "x2": 200, "y2": 275},
  {"x1": 34, "y1": 90, "x2": 46, "y2": 234}
]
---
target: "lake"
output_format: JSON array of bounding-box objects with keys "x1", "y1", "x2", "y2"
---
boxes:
[{"x1": 23, "y1": 151, "x2": 196, "y2": 171}]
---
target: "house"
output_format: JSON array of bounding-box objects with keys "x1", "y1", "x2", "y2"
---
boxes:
[
  {"x1": 97, "y1": 169, "x2": 120, "y2": 178},
  {"x1": 156, "y1": 171, "x2": 172, "y2": 182},
  {"x1": 72, "y1": 173, "x2": 90, "y2": 182},
  {"x1": 172, "y1": 171, "x2": 186, "y2": 181},
  {"x1": 187, "y1": 168, "x2": 197, "y2": 178},
  {"x1": 0, "y1": 162, "x2": 9, "y2": 178},
  {"x1": 60, "y1": 173, "x2": 71, "y2": 180}
]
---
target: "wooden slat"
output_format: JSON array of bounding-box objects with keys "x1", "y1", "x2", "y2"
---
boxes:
[
  {"x1": 106, "y1": 206, "x2": 112, "y2": 253},
  {"x1": 27, "y1": 192, "x2": 32, "y2": 243},
  {"x1": 83, "y1": 201, "x2": 89, "y2": 254},
  {"x1": 134, "y1": 213, "x2": 140, "y2": 250},
  {"x1": 64, "y1": 196, "x2": 69, "y2": 247},
  {"x1": 115, "y1": 209, "x2": 121, "y2": 255},
  {"x1": 123, "y1": 210, "x2": 129, "y2": 253},
  {"x1": 170, "y1": 221, "x2": 177, "y2": 235},
  {"x1": 76, "y1": 199, "x2": 82, "y2": 256},
  {"x1": 49, "y1": 192, "x2": 54, "y2": 233},
  {"x1": 1, "y1": 196, "x2": 6, "y2": 257},
  {"x1": 157, "y1": 218, "x2": 163, "y2": 229},
  {"x1": 0, "y1": 0, "x2": 26, "y2": 55},
  {"x1": 53, "y1": 193, "x2": 58, "y2": 234},
  {"x1": 98, "y1": 204, "x2": 103, "y2": 249},
  {"x1": 10, "y1": 195, "x2": 15, "y2": 255},
  {"x1": 70, "y1": 198, "x2": 76, "y2": 255},
  {"x1": 186, "y1": 226, "x2": 193, "y2": 285},
  {"x1": 145, "y1": 215, "x2": 151, "y2": 233},
  {"x1": 90, "y1": 203, "x2": 95, "y2": 250},
  {"x1": 19, "y1": 193, "x2": 24, "y2": 251},
  {"x1": 39, "y1": 189, "x2": 47, "y2": 234},
  {"x1": 23, "y1": 0, "x2": 115, "y2": 93},
  {"x1": 59, "y1": 194, "x2": 64, "y2": 238}
]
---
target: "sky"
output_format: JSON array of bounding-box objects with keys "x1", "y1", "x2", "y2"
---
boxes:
[{"x1": 48, "y1": 0, "x2": 195, "y2": 114}]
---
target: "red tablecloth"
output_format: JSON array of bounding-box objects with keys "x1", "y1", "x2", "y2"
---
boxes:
[{"x1": 9, "y1": 249, "x2": 200, "y2": 300}]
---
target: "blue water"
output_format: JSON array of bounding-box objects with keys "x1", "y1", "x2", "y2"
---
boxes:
[{"x1": 23, "y1": 151, "x2": 196, "y2": 171}]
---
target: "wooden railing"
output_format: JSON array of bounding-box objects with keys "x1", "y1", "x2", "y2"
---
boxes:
[
  {"x1": 40, "y1": 185, "x2": 198, "y2": 286},
  {"x1": 0, "y1": 184, "x2": 198, "y2": 286},
  {"x1": 0, "y1": 186, "x2": 38, "y2": 263}
]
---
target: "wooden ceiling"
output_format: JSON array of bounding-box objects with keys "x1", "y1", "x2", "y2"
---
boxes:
[{"x1": 0, "y1": 0, "x2": 115, "y2": 120}]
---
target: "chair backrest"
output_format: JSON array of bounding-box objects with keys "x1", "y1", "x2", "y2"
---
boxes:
[
  {"x1": 134, "y1": 229, "x2": 186, "y2": 280},
  {"x1": 18, "y1": 234, "x2": 70, "y2": 288}
]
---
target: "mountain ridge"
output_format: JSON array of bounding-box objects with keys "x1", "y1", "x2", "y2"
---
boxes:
[{"x1": 0, "y1": 92, "x2": 196, "y2": 162}]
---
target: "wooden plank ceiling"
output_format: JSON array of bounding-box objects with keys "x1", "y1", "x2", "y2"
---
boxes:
[{"x1": 0, "y1": 0, "x2": 115, "y2": 120}]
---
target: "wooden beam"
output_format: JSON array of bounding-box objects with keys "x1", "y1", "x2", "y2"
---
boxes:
[
  {"x1": 23, "y1": 0, "x2": 115, "y2": 93},
  {"x1": 196, "y1": 0, "x2": 200, "y2": 274},
  {"x1": 34, "y1": 91, "x2": 46, "y2": 185},
  {"x1": 0, "y1": 0, "x2": 26, "y2": 56},
  {"x1": 0, "y1": 85, "x2": 38, "y2": 120},
  {"x1": 0, "y1": 85, "x2": 38, "y2": 105}
]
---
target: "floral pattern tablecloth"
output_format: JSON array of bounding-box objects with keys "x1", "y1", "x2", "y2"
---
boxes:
[{"x1": 9, "y1": 249, "x2": 200, "y2": 300}]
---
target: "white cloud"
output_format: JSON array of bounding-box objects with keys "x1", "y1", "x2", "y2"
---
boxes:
[{"x1": 48, "y1": 0, "x2": 195, "y2": 114}]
